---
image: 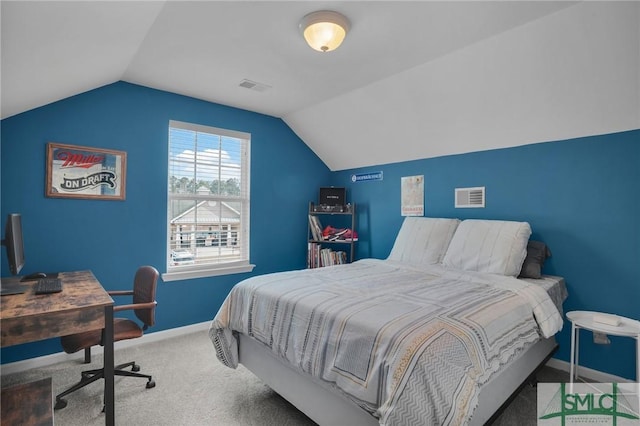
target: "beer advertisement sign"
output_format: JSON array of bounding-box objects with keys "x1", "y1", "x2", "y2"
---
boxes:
[{"x1": 46, "y1": 142, "x2": 127, "y2": 200}]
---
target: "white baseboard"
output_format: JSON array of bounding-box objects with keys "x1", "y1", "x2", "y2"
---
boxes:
[
  {"x1": 545, "y1": 357, "x2": 633, "y2": 383},
  {"x1": 0, "y1": 321, "x2": 211, "y2": 376}
]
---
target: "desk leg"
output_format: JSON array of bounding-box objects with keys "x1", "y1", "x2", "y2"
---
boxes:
[{"x1": 103, "y1": 305, "x2": 114, "y2": 426}]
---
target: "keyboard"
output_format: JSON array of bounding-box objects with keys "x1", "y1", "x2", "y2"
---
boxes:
[{"x1": 34, "y1": 278, "x2": 63, "y2": 294}]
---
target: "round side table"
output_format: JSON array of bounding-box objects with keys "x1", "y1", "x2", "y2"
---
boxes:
[{"x1": 566, "y1": 310, "x2": 640, "y2": 383}]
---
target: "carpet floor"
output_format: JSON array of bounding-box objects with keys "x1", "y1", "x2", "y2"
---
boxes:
[{"x1": 1, "y1": 330, "x2": 570, "y2": 425}]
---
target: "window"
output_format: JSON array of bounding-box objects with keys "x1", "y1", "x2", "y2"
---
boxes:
[{"x1": 163, "y1": 120, "x2": 253, "y2": 281}]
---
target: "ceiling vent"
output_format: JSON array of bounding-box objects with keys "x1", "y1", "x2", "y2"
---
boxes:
[
  {"x1": 238, "y1": 79, "x2": 271, "y2": 92},
  {"x1": 455, "y1": 186, "x2": 485, "y2": 208}
]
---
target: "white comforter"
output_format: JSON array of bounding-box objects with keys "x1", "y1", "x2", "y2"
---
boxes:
[{"x1": 210, "y1": 259, "x2": 563, "y2": 425}]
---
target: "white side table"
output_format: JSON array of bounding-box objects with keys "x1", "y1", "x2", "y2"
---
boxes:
[{"x1": 566, "y1": 310, "x2": 640, "y2": 383}]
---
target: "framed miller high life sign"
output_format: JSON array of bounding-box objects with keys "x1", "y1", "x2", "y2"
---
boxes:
[{"x1": 46, "y1": 142, "x2": 127, "y2": 200}]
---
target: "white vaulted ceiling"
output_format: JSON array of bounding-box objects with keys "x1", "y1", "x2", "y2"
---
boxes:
[{"x1": 2, "y1": 1, "x2": 638, "y2": 170}]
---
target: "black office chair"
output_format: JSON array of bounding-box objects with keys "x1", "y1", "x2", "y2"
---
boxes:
[{"x1": 54, "y1": 266, "x2": 159, "y2": 410}]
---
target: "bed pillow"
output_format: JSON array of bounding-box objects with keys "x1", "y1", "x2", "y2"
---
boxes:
[
  {"x1": 518, "y1": 240, "x2": 552, "y2": 279},
  {"x1": 442, "y1": 219, "x2": 531, "y2": 276},
  {"x1": 387, "y1": 217, "x2": 460, "y2": 265}
]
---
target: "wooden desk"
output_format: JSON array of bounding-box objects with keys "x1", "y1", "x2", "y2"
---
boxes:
[{"x1": 1, "y1": 271, "x2": 115, "y2": 426}]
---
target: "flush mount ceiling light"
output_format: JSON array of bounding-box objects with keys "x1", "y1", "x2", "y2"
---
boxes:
[{"x1": 300, "y1": 10, "x2": 350, "y2": 52}]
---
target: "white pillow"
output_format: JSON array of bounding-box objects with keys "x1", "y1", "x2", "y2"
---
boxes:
[
  {"x1": 387, "y1": 217, "x2": 460, "y2": 265},
  {"x1": 442, "y1": 219, "x2": 531, "y2": 276}
]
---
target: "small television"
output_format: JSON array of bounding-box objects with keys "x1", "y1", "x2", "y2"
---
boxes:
[{"x1": 2, "y1": 213, "x2": 25, "y2": 275}]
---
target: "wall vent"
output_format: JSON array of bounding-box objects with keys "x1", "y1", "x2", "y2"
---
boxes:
[
  {"x1": 455, "y1": 186, "x2": 485, "y2": 208},
  {"x1": 238, "y1": 79, "x2": 271, "y2": 92}
]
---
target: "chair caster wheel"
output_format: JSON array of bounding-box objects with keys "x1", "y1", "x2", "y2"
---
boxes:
[
  {"x1": 54, "y1": 398, "x2": 67, "y2": 410},
  {"x1": 146, "y1": 379, "x2": 156, "y2": 389},
  {"x1": 132, "y1": 364, "x2": 140, "y2": 372}
]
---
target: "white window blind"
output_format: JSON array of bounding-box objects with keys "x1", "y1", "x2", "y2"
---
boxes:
[{"x1": 163, "y1": 120, "x2": 253, "y2": 281}]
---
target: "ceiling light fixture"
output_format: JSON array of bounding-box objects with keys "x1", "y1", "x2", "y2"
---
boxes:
[{"x1": 300, "y1": 10, "x2": 350, "y2": 53}]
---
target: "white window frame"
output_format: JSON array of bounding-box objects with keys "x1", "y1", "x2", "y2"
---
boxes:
[{"x1": 162, "y1": 120, "x2": 254, "y2": 282}]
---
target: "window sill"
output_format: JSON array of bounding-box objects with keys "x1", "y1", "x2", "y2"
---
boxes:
[{"x1": 162, "y1": 264, "x2": 255, "y2": 282}]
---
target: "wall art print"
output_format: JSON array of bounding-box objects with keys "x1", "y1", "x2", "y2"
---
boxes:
[
  {"x1": 401, "y1": 175, "x2": 424, "y2": 216},
  {"x1": 46, "y1": 142, "x2": 127, "y2": 200}
]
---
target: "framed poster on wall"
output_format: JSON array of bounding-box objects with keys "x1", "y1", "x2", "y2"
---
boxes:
[
  {"x1": 401, "y1": 175, "x2": 424, "y2": 216},
  {"x1": 46, "y1": 142, "x2": 127, "y2": 200}
]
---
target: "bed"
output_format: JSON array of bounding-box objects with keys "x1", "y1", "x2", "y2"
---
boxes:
[{"x1": 209, "y1": 218, "x2": 567, "y2": 425}]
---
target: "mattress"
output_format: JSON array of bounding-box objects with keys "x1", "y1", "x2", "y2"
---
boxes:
[{"x1": 520, "y1": 274, "x2": 567, "y2": 316}]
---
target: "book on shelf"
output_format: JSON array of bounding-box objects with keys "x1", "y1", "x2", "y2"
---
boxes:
[
  {"x1": 307, "y1": 242, "x2": 347, "y2": 268},
  {"x1": 308, "y1": 214, "x2": 323, "y2": 241}
]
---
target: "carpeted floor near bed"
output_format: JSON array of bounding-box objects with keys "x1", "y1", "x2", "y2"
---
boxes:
[{"x1": 1, "y1": 330, "x2": 569, "y2": 425}]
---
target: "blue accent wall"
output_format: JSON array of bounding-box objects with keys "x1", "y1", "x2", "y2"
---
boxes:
[
  {"x1": 331, "y1": 129, "x2": 640, "y2": 380},
  {"x1": 2, "y1": 81, "x2": 638, "y2": 381},
  {"x1": 0, "y1": 82, "x2": 331, "y2": 363}
]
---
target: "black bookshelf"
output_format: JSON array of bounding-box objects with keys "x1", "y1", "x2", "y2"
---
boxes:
[{"x1": 307, "y1": 202, "x2": 356, "y2": 268}]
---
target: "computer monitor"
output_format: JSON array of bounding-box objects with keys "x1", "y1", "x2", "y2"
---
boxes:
[{"x1": 2, "y1": 213, "x2": 25, "y2": 276}]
